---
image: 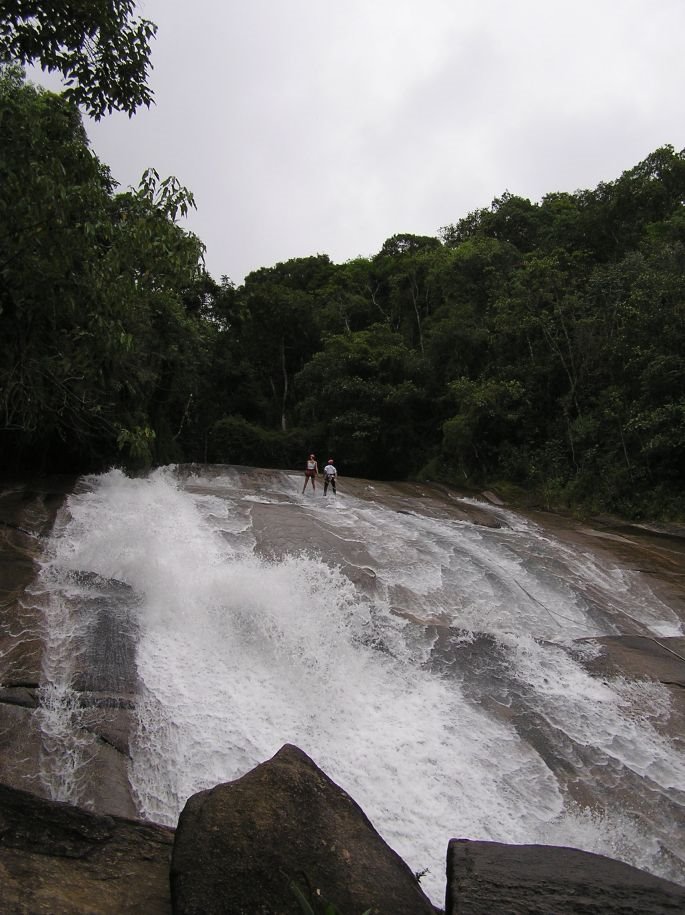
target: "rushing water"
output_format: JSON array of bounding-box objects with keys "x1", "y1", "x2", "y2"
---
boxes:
[{"x1": 32, "y1": 466, "x2": 685, "y2": 904}]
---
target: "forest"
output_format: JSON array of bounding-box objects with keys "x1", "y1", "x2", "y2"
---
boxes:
[{"x1": 1, "y1": 5, "x2": 684, "y2": 520}]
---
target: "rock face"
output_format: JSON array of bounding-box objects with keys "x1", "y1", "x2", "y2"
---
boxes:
[
  {"x1": 0, "y1": 481, "x2": 70, "y2": 799},
  {"x1": 3, "y1": 749, "x2": 685, "y2": 914},
  {"x1": 170, "y1": 743, "x2": 439, "y2": 915},
  {"x1": 0, "y1": 479, "x2": 139, "y2": 819},
  {"x1": 0, "y1": 781, "x2": 174, "y2": 915},
  {"x1": 445, "y1": 839, "x2": 685, "y2": 914}
]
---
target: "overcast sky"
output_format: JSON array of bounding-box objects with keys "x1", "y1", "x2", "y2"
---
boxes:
[{"x1": 66, "y1": 1, "x2": 685, "y2": 284}]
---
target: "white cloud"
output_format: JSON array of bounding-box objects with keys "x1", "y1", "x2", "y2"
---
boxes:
[{"x1": 32, "y1": 0, "x2": 685, "y2": 283}]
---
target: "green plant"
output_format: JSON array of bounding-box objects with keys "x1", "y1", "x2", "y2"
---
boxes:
[{"x1": 289, "y1": 878, "x2": 372, "y2": 915}]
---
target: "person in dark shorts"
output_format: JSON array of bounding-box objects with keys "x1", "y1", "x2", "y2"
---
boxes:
[{"x1": 323, "y1": 458, "x2": 337, "y2": 496}]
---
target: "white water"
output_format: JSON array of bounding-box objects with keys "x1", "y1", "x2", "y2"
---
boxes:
[{"x1": 34, "y1": 466, "x2": 685, "y2": 904}]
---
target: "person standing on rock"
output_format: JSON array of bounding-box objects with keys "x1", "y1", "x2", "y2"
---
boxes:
[
  {"x1": 323, "y1": 458, "x2": 337, "y2": 496},
  {"x1": 302, "y1": 453, "x2": 319, "y2": 493}
]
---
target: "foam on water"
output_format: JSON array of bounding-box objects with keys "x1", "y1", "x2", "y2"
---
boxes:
[{"x1": 34, "y1": 467, "x2": 685, "y2": 904}]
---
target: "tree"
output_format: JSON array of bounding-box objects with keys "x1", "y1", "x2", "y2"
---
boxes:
[
  {"x1": 441, "y1": 193, "x2": 541, "y2": 252},
  {"x1": 0, "y1": 71, "x2": 204, "y2": 470},
  {"x1": 370, "y1": 235, "x2": 449, "y2": 352},
  {"x1": 0, "y1": 69, "x2": 117, "y2": 465},
  {"x1": 441, "y1": 377, "x2": 527, "y2": 481},
  {"x1": 295, "y1": 325, "x2": 429, "y2": 477},
  {"x1": 376, "y1": 233, "x2": 442, "y2": 258},
  {"x1": 0, "y1": 1, "x2": 156, "y2": 118},
  {"x1": 104, "y1": 171, "x2": 207, "y2": 465},
  {"x1": 236, "y1": 257, "x2": 333, "y2": 431}
]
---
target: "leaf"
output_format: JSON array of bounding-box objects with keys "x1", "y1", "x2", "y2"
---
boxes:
[{"x1": 289, "y1": 880, "x2": 316, "y2": 915}]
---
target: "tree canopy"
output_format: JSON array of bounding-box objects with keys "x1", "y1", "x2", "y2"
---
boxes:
[
  {"x1": 0, "y1": 1, "x2": 156, "y2": 118},
  {"x1": 1, "y1": 56, "x2": 683, "y2": 519},
  {"x1": 0, "y1": 68, "x2": 207, "y2": 469}
]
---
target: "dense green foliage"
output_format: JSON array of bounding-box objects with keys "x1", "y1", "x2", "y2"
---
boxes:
[
  {"x1": 0, "y1": 0, "x2": 156, "y2": 118},
  {"x1": 0, "y1": 66, "x2": 213, "y2": 470},
  {"x1": 206, "y1": 166, "x2": 685, "y2": 519},
  {"x1": 0, "y1": 66, "x2": 683, "y2": 519}
]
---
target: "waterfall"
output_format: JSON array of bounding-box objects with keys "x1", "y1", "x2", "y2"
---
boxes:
[{"x1": 32, "y1": 465, "x2": 685, "y2": 904}]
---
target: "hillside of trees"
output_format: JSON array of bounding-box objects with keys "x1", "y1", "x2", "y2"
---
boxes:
[{"x1": 1, "y1": 64, "x2": 683, "y2": 519}]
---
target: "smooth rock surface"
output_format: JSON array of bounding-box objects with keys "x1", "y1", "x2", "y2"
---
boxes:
[
  {"x1": 445, "y1": 839, "x2": 685, "y2": 913},
  {"x1": 0, "y1": 478, "x2": 139, "y2": 817}
]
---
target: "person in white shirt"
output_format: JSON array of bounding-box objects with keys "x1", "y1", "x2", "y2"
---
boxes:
[{"x1": 323, "y1": 458, "x2": 337, "y2": 496}]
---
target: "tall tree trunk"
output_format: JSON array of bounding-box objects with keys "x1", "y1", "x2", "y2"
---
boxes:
[
  {"x1": 410, "y1": 274, "x2": 424, "y2": 354},
  {"x1": 280, "y1": 336, "x2": 288, "y2": 432}
]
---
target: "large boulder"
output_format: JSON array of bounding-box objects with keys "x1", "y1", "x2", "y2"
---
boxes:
[
  {"x1": 171, "y1": 743, "x2": 438, "y2": 915},
  {"x1": 446, "y1": 839, "x2": 685, "y2": 913},
  {"x1": 0, "y1": 781, "x2": 174, "y2": 914}
]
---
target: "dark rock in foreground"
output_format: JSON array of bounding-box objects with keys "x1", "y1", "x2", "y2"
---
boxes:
[
  {"x1": 0, "y1": 781, "x2": 174, "y2": 914},
  {"x1": 446, "y1": 839, "x2": 685, "y2": 914},
  {"x1": 3, "y1": 746, "x2": 685, "y2": 914},
  {"x1": 170, "y1": 743, "x2": 438, "y2": 915}
]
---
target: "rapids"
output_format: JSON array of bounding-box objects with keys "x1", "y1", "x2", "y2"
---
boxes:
[{"x1": 31, "y1": 465, "x2": 685, "y2": 904}]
